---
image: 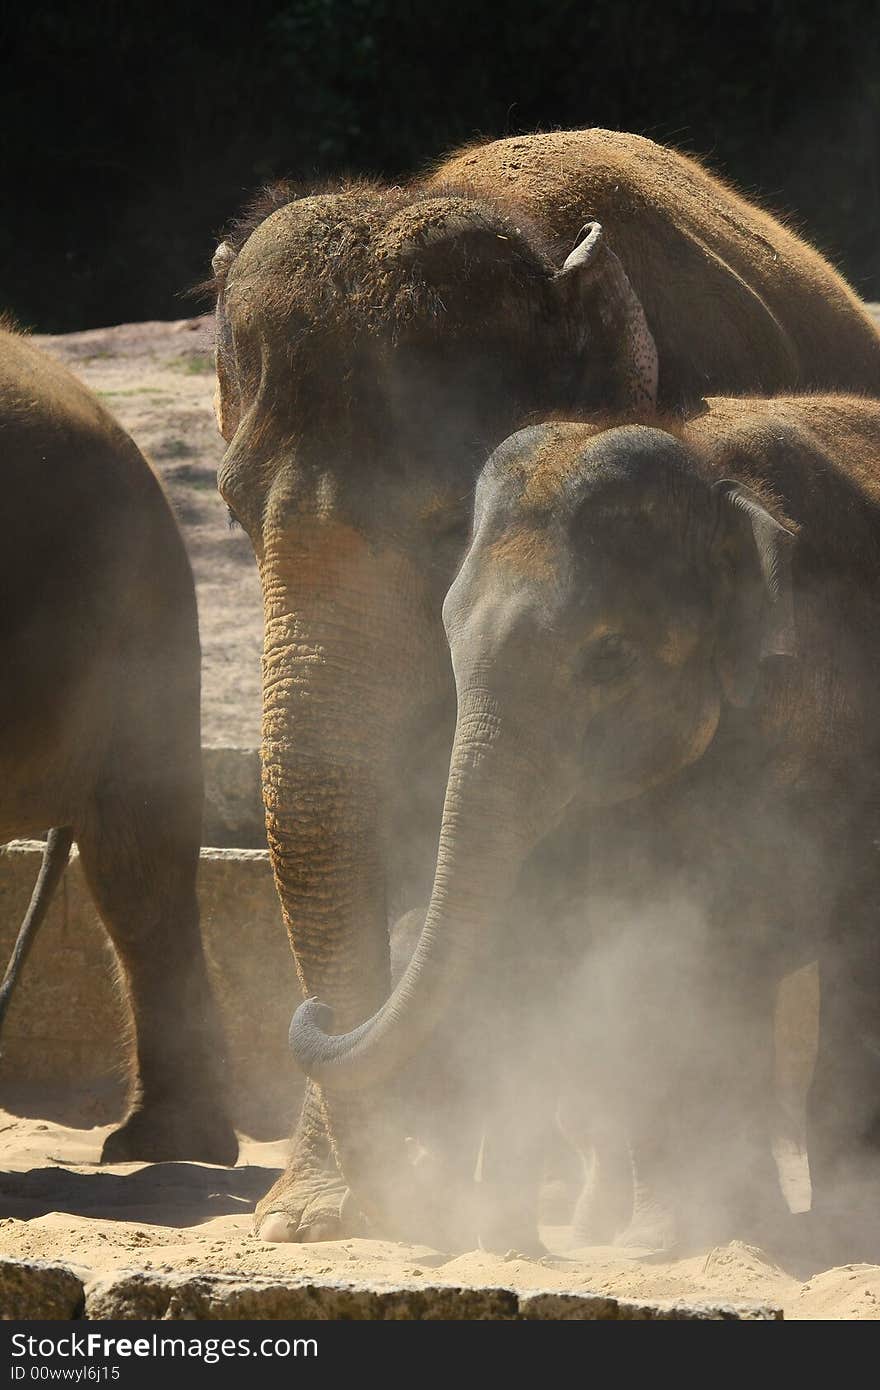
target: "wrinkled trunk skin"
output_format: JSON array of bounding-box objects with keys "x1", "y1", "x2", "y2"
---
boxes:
[
  {"x1": 291, "y1": 677, "x2": 555, "y2": 1082},
  {"x1": 259, "y1": 523, "x2": 439, "y2": 1203},
  {"x1": 376, "y1": 691, "x2": 550, "y2": 1055},
  {"x1": 288, "y1": 676, "x2": 559, "y2": 1232}
]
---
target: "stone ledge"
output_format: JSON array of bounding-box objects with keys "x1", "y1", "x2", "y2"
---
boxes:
[
  {"x1": 84, "y1": 1271, "x2": 519, "y2": 1320},
  {"x1": 0, "y1": 1258, "x2": 784, "y2": 1320},
  {"x1": 81, "y1": 1269, "x2": 781, "y2": 1321}
]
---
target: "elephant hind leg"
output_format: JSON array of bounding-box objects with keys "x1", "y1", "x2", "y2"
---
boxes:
[
  {"x1": 807, "y1": 946, "x2": 880, "y2": 1253},
  {"x1": 76, "y1": 777, "x2": 238, "y2": 1166}
]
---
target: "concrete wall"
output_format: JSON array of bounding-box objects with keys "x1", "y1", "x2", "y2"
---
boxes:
[{"x1": 0, "y1": 840, "x2": 303, "y2": 1138}]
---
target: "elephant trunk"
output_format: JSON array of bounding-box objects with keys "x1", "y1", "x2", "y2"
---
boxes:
[
  {"x1": 261, "y1": 531, "x2": 436, "y2": 1022},
  {"x1": 289, "y1": 681, "x2": 546, "y2": 1091},
  {"x1": 259, "y1": 526, "x2": 442, "y2": 1186}
]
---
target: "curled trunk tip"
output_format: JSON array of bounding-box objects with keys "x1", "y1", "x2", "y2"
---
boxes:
[
  {"x1": 288, "y1": 995, "x2": 377, "y2": 1088},
  {"x1": 288, "y1": 995, "x2": 335, "y2": 1055}
]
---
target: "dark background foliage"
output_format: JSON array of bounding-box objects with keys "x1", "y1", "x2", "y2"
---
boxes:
[{"x1": 1, "y1": 0, "x2": 877, "y2": 332}]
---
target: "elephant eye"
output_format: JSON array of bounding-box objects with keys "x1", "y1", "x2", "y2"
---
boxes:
[{"x1": 577, "y1": 632, "x2": 637, "y2": 685}]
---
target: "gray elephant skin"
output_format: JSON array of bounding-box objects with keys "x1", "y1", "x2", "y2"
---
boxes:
[
  {"x1": 294, "y1": 393, "x2": 880, "y2": 1255},
  {"x1": 210, "y1": 126, "x2": 880, "y2": 1242}
]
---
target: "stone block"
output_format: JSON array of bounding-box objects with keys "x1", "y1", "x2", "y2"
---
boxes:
[
  {"x1": 0, "y1": 1257, "x2": 84, "y2": 1319},
  {"x1": 82, "y1": 1270, "x2": 783, "y2": 1320},
  {"x1": 85, "y1": 1271, "x2": 519, "y2": 1320}
]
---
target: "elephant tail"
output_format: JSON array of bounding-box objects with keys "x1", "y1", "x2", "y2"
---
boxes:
[{"x1": 0, "y1": 828, "x2": 74, "y2": 1041}]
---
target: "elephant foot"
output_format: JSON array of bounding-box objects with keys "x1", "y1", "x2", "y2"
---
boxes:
[
  {"x1": 614, "y1": 1196, "x2": 680, "y2": 1254},
  {"x1": 101, "y1": 1099, "x2": 238, "y2": 1167},
  {"x1": 255, "y1": 1161, "x2": 361, "y2": 1243},
  {"x1": 571, "y1": 1169, "x2": 634, "y2": 1248}
]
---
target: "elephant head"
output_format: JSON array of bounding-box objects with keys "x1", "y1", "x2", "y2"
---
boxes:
[
  {"x1": 210, "y1": 183, "x2": 657, "y2": 1201},
  {"x1": 289, "y1": 422, "x2": 798, "y2": 1158}
]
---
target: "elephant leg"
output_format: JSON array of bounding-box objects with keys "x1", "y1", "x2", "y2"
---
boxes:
[
  {"x1": 477, "y1": 1076, "x2": 555, "y2": 1257},
  {"x1": 259, "y1": 903, "x2": 485, "y2": 1248},
  {"x1": 557, "y1": 1090, "x2": 634, "y2": 1247},
  {"x1": 711, "y1": 973, "x2": 793, "y2": 1246},
  {"x1": 592, "y1": 916, "x2": 686, "y2": 1253},
  {"x1": 621, "y1": 1090, "x2": 781, "y2": 1256},
  {"x1": 256, "y1": 1081, "x2": 354, "y2": 1241},
  {"x1": 475, "y1": 927, "x2": 564, "y2": 1256},
  {"x1": 617, "y1": 1094, "x2": 723, "y2": 1254},
  {"x1": 254, "y1": 897, "x2": 424, "y2": 1244},
  {"x1": 807, "y1": 929, "x2": 880, "y2": 1260},
  {"x1": 258, "y1": 1072, "x2": 484, "y2": 1248},
  {"x1": 396, "y1": 1063, "x2": 487, "y2": 1251},
  {"x1": 617, "y1": 943, "x2": 788, "y2": 1254},
  {"x1": 386, "y1": 905, "x2": 488, "y2": 1249},
  {"x1": 77, "y1": 784, "x2": 237, "y2": 1166},
  {"x1": 614, "y1": 1132, "x2": 682, "y2": 1253},
  {"x1": 555, "y1": 964, "x2": 634, "y2": 1248}
]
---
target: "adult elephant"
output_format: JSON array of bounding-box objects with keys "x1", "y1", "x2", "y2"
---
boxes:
[
  {"x1": 0, "y1": 324, "x2": 237, "y2": 1166},
  {"x1": 295, "y1": 395, "x2": 880, "y2": 1254},
  {"x1": 210, "y1": 128, "x2": 880, "y2": 1242}
]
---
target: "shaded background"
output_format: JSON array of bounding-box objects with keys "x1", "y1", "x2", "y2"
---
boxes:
[{"x1": 1, "y1": 0, "x2": 877, "y2": 332}]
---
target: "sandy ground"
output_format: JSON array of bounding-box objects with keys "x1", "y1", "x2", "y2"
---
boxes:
[
  {"x1": 3, "y1": 312, "x2": 880, "y2": 1319},
  {"x1": 0, "y1": 1100, "x2": 878, "y2": 1319}
]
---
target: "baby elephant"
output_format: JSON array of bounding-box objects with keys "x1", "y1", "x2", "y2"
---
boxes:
[{"x1": 293, "y1": 393, "x2": 880, "y2": 1254}]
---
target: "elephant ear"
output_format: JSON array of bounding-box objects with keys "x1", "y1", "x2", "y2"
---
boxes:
[
  {"x1": 712, "y1": 479, "x2": 798, "y2": 707},
  {"x1": 211, "y1": 242, "x2": 241, "y2": 441},
  {"x1": 554, "y1": 222, "x2": 658, "y2": 413}
]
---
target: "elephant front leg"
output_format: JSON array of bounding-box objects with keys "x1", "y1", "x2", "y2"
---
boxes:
[
  {"x1": 256, "y1": 1081, "x2": 354, "y2": 1241},
  {"x1": 257, "y1": 1075, "x2": 482, "y2": 1247},
  {"x1": 473, "y1": 952, "x2": 564, "y2": 1255},
  {"x1": 614, "y1": 941, "x2": 789, "y2": 1254}
]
